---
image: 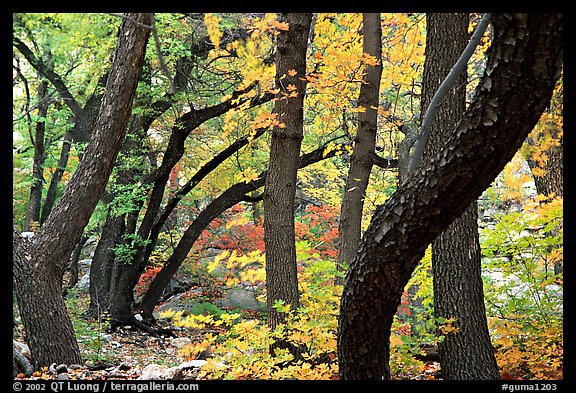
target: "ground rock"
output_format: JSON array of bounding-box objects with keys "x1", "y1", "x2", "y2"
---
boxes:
[
  {"x1": 77, "y1": 272, "x2": 90, "y2": 291},
  {"x1": 179, "y1": 360, "x2": 208, "y2": 369},
  {"x1": 215, "y1": 287, "x2": 265, "y2": 311},
  {"x1": 171, "y1": 337, "x2": 192, "y2": 349},
  {"x1": 13, "y1": 340, "x2": 31, "y2": 360},
  {"x1": 138, "y1": 364, "x2": 174, "y2": 380}
]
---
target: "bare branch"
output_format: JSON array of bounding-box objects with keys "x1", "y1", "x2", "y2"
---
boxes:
[{"x1": 406, "y1": 13, "x2": 492, "y2": 177}]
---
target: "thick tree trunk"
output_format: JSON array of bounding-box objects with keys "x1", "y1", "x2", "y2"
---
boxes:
[
  {"x1": 421, "y1": 13, "x2": 500, "y2": 380},
  {"x1": 337, "y1": 13, "x2": 562, "y2": 380},
  {"x1": 13, "y1": 230, "x2": 82, "y2": 367},
  {"x1": 13, "y1": 13, "x2": 152, "y2": 367},
  {"x1": 433, "y1": 203, "x2": 501, "y2": 379},
  {"x1": 87, "y1": 208, "x2": 124, "y2": 317},
  {"x1": 263, "y1": 13, "x2": 312, "y2": 331},
  {"x1": 336, "y1": 13, "x2": 382, "y2": 285}
]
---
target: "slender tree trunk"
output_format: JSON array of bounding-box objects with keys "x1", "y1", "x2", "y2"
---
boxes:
[
  {"x1": 24, "y1": 80, "x2": 49, "y2": 231},
  {"x1": 421, "y1": 13, "x2": 500, "y2": 380},
  {"x1": 336, "y1": 13, "x2": 382, "y2": 285},
  {"x1": 338, "y1": 13, "x2": 562, "y2": 380},
  {"x1": 40, "y1": 131, "x2": 72, "y2": 225},
  {"x1": 13, "y1": 13, "x2": 152, "y2": 367},
  {"x1": 263, "y1": 13, "x2": 312, "y2": 332}
]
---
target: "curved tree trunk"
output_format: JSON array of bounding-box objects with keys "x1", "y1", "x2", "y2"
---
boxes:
[
  {"x1": 13, "y1": 13, "x2": 152, "y2": 367},
  {"x1": 337, "y1": 13, "x2": 563, "y2": 380},
  {"x1": 421, "y1": 13, "x2": 500, "y2": 379}
]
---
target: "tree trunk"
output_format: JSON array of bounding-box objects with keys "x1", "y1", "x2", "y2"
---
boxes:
[
  {"x1": 13, "y1": 230, "x2": 82, "y2": 367},
  {"x1": 13, "y1": 13, "x2": 152, "y2": 367},
  {"x1": 527, "y1": 138, "x2": 562, "y2": 198},
  {"x1": 421, "y1": 13, "x2": 500, "y2": 380},
  {"x1": 40, "y1": 130, "x2": 72, "y2": 225},
  {"x1": 24, "y1": 80, "x2": 48, "y2": 231},
  {"x1": 263, "y1": 13, "x2": 312, "y2": 332},
  {"x1": 87, "y1": 109, "x2": 150, "y2": 319},
  {"x1": 432, "y1": 203, "x2": 501, "y2": 379},
  {"x1": 87, "y1": 207, "x2": 124, "y2": 317},
  {"x1": 336, "y1": 13, "x2": 382, "y2": 285},
  {"x1": 337, "y1": 13, "x2": 562, "y2": 380}
]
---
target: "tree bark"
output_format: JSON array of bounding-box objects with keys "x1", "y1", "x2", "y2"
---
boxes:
[
  {"x1": 336, "y1": 13, "x2": 382, "y2": 285},
  {"x1": 24, "y1": 80, "x2": 48, "y2": 231},
  {"x1": 263, "y1": 13, "x2": 312, "y2": 332},
  {"x1": 13, "y1": 230, "x2": 83, "y2": 367},
  {"x1": 337, "y1": 13, "x2": 563, "y2": 380},
  {"x1": 13, "y1": 13, "x2": 152, "y2": 367},
  {"x1": 421, "y1": 13, "x2": 500, "y2": 380}
]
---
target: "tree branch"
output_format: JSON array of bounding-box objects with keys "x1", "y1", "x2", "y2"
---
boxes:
[
  {"x1": 406, "y1": 13, "x2": 492, "y2": 177},
  {"x1": 13, "y1": 36, "x2": 83, "y2": 117}
]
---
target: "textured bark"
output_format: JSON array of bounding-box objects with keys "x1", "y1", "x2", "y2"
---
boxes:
[
  {"x1": 338, "y1": 14, "x2": 563, "y2": 380},
  {"x1": 421, "y1": 13, "x2": 500, "y2": 380},
  {"x1": 13, "y1": 231, "x2": 82, "y2": 367},
  {"x1": 433, "y1": 203, "x2": 500, "y2": 379},
  {"x1": 263, "y1": 13, "x2": 312, "y2": 331},
  {"x1": 13, "y1": 13, "x2": 151, "y2": 367},
  {"x1": 336, "y1": 13, "x2": 382, "y2": 285}
]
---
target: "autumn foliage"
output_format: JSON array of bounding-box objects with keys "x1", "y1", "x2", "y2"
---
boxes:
[{"x1": 13, "y1": 12, "x2": 562, "y2": 380}]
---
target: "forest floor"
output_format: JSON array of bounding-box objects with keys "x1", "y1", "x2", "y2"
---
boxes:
[{"x1": 14, "y1": 290, "x2": 442, "y2": 381}]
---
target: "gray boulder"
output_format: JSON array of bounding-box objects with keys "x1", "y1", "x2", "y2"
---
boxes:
[{"x1": 215, "y1": 288, "x2": 265, "y2": 311}]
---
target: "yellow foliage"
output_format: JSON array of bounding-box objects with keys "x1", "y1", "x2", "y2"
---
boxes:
[
  {"x1": 204, "y1": 14, "x2": 222, "y2": 50},
  {"x1": 238, "y1": 167, "x2": 261, "y2": 184},
  {"x1": 490, "y1": 317, "x2": 563, "y2": 379},
  {"x1": 438, "y1": 318, "x2": 460, "y2": 335},
  {"x1": 182, "y1": 334, "x2": 215, "y2": 360}
]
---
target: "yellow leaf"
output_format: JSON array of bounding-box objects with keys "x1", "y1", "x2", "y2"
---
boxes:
[
  {"x1": 204, "y1": 14, "x2": 223, "y2": 50},
  {"x1": 239, "y1": 167, "x2": 260, "y2": 184},
  {"x1": 207, "y1": 250, "x2": 230, "y2": 273},
  {"x1": 288, "y1": 69, "x2": 297, "y2": 76}
]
